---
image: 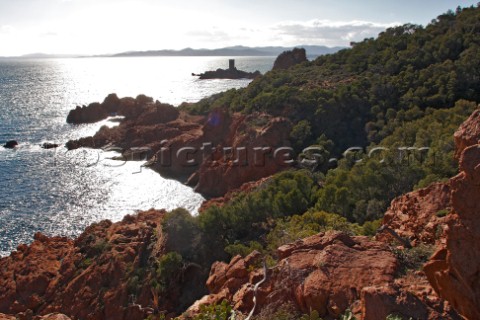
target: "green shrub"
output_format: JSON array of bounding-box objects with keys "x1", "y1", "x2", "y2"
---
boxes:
[
  {"x1": 435, "y1": 209, "x2": 449, "y2": 217},
  {"x1": 154, "y1": 252, "x2": 183, "y2": 293},
  {"x1": 193, "y1": 300, "x2": 233, "y2": 320},
  {"x1": 392, "y1": 244, "x2": 435, "y2": 275}
]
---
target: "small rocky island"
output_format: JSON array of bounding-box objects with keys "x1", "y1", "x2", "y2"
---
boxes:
[{"x1": 193, "y1": 59, "x2": 261, "y2": 80}]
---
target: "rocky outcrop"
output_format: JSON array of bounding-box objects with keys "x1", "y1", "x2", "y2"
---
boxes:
[
  {"x1": 418, "y1": 109, "x2": 480, "y2": 320},
  {"x1": 272, "y1": 48, "x2": 307, "y2": 70},
  {"x1": 0, "y1": 209, "x2": 207, "y2": 320},
  {"x1": 66, "y1": 93, "x2": 177, "y2": 125},
  {"x1": 378, "y1": 182, "x2": 452, "y2": 246},
  {"x1": 195, "y1": 69, "x2": 261, "y2": 80},
  {"x1": 424, "y1": 144, "x2": 480, "y2": 320},
  {"x1": 453, "y1": 109, "x2": 480, "y2": 160},
  {"x1": 185, "y1": 231, "x2": 456, "y2": 319},
  {"x1": 66, "y1": 95, "x2": 294, "y2": 198},
  {"x1": 3, "y1": 140, "x2": 18, "y2": 149}
]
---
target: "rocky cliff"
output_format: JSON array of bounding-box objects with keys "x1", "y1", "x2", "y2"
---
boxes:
[{"x1": 424, "y1": 110, "x2": 480, "y2": 320}]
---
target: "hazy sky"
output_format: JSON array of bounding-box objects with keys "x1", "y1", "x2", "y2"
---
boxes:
[{"x1": 0, "y1": 0, "x2": 477, "y2": 56}]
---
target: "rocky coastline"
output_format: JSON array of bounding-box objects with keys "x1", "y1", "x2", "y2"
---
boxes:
[
  {"x1": 1, "y1": 36, "x2": 480, "y2": 320},
  {"x1": 1, "y1": 105, "x2": 480, "y2": 319},
  {"x1": 65, "y1": 93, "x2": 294, "y2": 198}
]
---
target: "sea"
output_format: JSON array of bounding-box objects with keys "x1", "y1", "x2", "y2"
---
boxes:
[{"x1": 0, "y1": 56, "x2": 276, "y2": 257}]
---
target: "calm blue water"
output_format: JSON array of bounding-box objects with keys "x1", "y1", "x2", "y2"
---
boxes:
[{"x1": 0, "y1": 56, "x2": 275, "y2": 256}]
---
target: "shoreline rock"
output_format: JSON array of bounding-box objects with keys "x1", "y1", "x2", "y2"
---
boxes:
[
  {"x1": 2, "y1": 140, "x2": 18, "y2": 149},
  {"x1": 193, "y1": 68, "x2": 261, "y2": 80}
]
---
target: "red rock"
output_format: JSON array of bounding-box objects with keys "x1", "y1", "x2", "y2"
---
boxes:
[
  {"x1": 379, "y1": 182, "x2": 452, "y2": 245},
  {"x1": 424, "y1": 144, "x2": 480, "y2": 320},
  {"x1": 453, "y1": 109, "x2": 480, "y2": 160},
  {"x1": 186, "y1": 232, "x2": 399, "y2": 318},
  {"x1": 193, "y1": 114, "x2": 293, "y2": 197},
  {"x1": 420, "y1": 110, "x2": 480, "y2": 320},
  {"x1": 0, "y1": 209, "x2": 206, "y2": 320}
]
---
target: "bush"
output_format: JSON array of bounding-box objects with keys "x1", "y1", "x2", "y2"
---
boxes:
[
  {"x1": 392, "y1": 244, "x2": 435, "y2": 275},
  {"x1": 193, "y1": 300, "x2": 234, "y2": 320},
  {"x1": 154, "y1": 252, "x2": 183, "y2": 293}
]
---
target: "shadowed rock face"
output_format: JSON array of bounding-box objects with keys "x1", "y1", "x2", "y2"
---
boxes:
[
  {"x1": 272, "y1": 48, "x2": 307, "y2": 70},
  {"x1": 424, "y1": 110, "x2": 480, "y2": 320}
]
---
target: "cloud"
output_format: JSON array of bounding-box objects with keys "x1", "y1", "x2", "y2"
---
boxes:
[
  {"x1": 186, "y1": 28, "x2": 230, "y2": 43},
  {"x1": 0, "y1": 25, "x2": 15, "y2": 34},
  {"x1": 272, "y1": 19, "x2": 401, "y2": 46}
]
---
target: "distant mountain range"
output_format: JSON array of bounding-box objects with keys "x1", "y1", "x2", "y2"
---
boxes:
[
  {"x1": 1, "y1": 45, "x2": 345, "y2": 59},
  {"x1": 109, "y1": 45, "x2": 344, "y2": 58},
  {"x1": 9, "y1": 53, "x2": 81, "y2": 59}
]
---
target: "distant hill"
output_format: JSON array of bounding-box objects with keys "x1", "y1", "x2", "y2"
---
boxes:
[
  {"x1": 18, "y1": 53, "x2": 80, "y2": 59},
  {"x1": 109, "y1": 45, "x2": 344, "y2": 58},
  {"x1": 0, "y1": 46, "x2": 343, "y2": 59}
]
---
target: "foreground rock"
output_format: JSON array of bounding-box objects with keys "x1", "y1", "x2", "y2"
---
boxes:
[
  {"x1": 66, "y1": 95, "x2": 293, "y2": 198},
  {"x1": 272, "y1": 48, "x2": 307, "y2": 70},
  {"x1": 0, "y1": 210, "x2": 207, "y2": 320},
  {"x1": 185, "y1": 231, "x2": 456, "y2": 319},
  {"x1": 424, "y1": 113, "x2": 480, "y2": 319}
]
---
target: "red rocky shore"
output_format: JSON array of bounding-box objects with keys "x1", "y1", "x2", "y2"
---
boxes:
[{"x1": 1, "y1": 101, "x2": 479, "y2": 318}]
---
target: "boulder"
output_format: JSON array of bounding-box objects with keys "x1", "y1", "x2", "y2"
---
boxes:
[{"x1": 272, "y1": 48, "x2": 307, "y2": 70}]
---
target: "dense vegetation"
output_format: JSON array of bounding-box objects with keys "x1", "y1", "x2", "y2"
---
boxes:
[
  {"x1": 163, "y1": 6, "x2": 480, "y2": 318},
  {"x1": 182, "y1": 5, "x2": 479, "y2": 153}
]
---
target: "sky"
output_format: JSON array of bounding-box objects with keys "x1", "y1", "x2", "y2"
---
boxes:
[{"x1": 0, "y1": 0, "x2": 477, "y2": 56}]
